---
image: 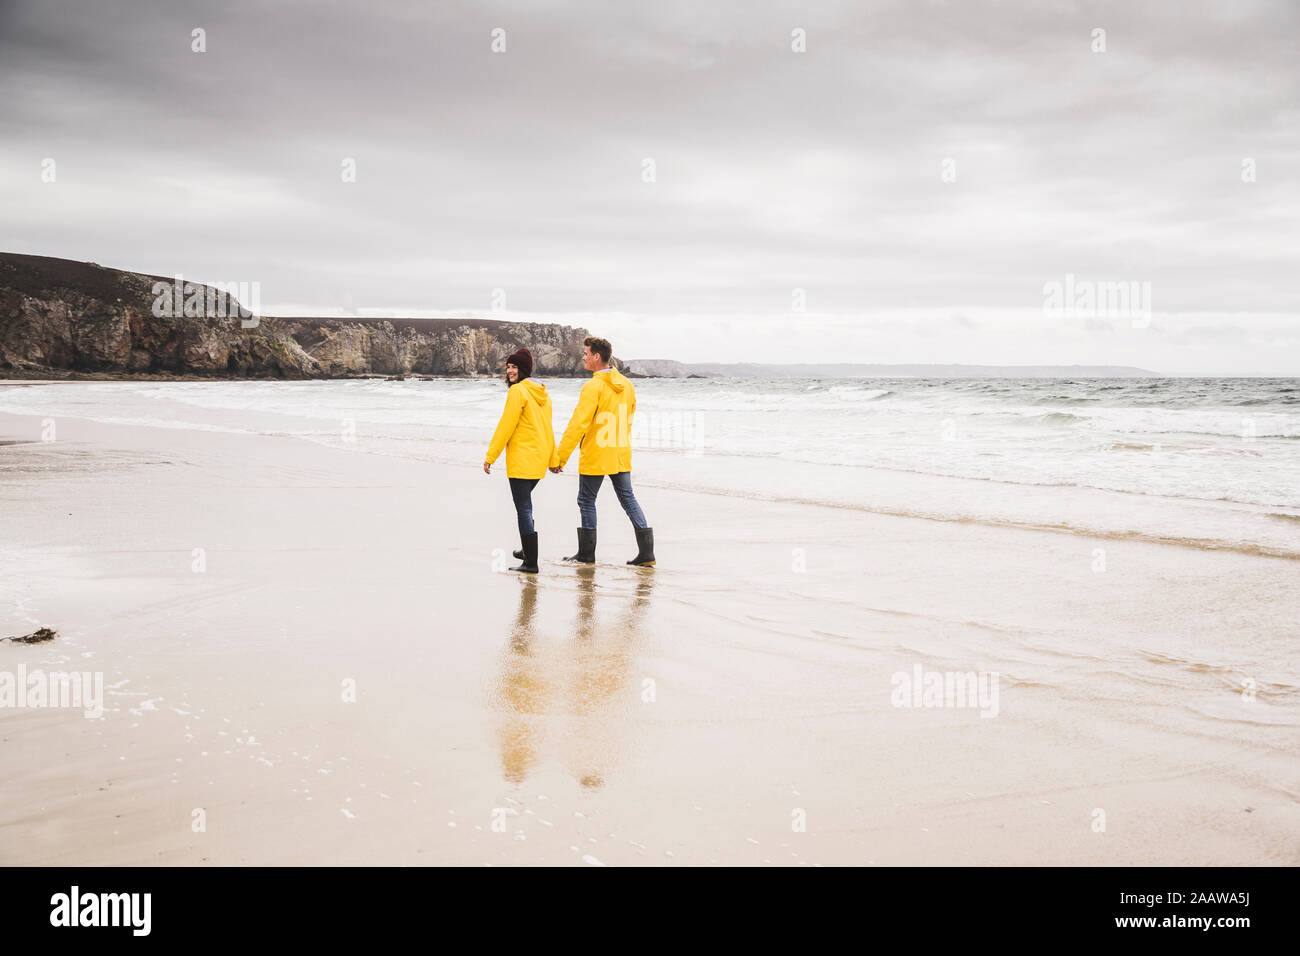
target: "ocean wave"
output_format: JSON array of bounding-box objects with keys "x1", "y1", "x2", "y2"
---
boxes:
[
  {"x1": 633, "y1": 477, "x2": 1300, "y2": 561},
  {"x1": 6, "y1": 378, "x2": 1300, "y2": 529},
  {"x1": 824, "y1": 385, "x2": 894, "y2": 400},
  {"x1": 1034, "y1": 411, "x2": 1084, "y2": 425}
]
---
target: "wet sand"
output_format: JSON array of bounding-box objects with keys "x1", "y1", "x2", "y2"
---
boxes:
[{"x1": 1, "y1": 411, "x2": 1297, "y2": 865}]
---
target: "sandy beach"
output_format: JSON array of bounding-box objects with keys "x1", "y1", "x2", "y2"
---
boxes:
[{"x1": 0, "y1": 401, "x2": 1295, "y2": 865}]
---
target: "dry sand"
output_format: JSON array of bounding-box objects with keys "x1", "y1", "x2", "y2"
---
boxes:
[{"x1": 1, "y1": 410, "x2": 1297, "y2": 865}]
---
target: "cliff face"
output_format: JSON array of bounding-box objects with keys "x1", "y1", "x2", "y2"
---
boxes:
[
  {"x1": 278, "y1": 317, "x2": 590, "y2": 377},
  {"x1": 0, "y1": 253, "x2": 598, "y2": 378}
]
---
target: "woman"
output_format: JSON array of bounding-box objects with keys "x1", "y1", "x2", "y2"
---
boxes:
[{"x1": 483, "y1": 348, "x2": 555, "y2": 574}]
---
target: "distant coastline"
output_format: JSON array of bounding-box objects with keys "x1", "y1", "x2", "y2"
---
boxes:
[
  {"x1": 0, "y1": 253, "x2": 603, "y2": 380},
  {"x1": 622, "y1": 359, "x2": 1165, "y2": 379},
  {"x1": 0, "y1": 251, "x2": 1191, "y2": 382}
]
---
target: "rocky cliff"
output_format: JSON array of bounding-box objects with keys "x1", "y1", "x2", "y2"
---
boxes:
[{"x1": 0, "y1": 253, "x2": 601, "y2": 378}]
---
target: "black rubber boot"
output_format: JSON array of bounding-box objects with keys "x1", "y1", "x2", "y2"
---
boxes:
[
  {"x1": 627, "y1": 527, "x2": 655, "y2": 566},
  {"x1": 509, "y1": 532, "x2": 538, "y2": 573},
  {"x1": 563, "y1": 527, "x2": 596, "y2": 564}
]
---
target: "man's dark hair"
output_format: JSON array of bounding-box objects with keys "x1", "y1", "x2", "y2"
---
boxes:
[{"x1": 583, "y1": 336, "x2": 612, "y2": 364}]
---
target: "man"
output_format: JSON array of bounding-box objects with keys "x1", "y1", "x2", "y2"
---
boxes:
[{"x1": 550, "y1": 336, "x2": 655, "y2": 566}]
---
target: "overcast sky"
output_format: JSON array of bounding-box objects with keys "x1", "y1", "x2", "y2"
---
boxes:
[{"x1": 2, "y1": 0, "x2": 1297, "y2": 373}]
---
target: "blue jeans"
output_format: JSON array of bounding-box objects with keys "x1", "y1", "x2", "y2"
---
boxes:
[
  {"x1": 509, "y1": 477, "x2": 539, "y2": 536},
  {"x1": 578, "y1": 472, "x2": 648, "y2": 531}
]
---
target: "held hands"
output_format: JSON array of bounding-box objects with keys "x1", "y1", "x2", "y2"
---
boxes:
[{"x1": 487, "y1": 461, "x2": 560, "y2": 474}]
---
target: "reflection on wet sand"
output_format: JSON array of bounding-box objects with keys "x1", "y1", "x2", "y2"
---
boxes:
[
  {"x1": 493, "y1": 569, "x2": 655, "y2": 789},
  {"x1": 496, "y1": 577, "x2": 546, "y2": 784}
]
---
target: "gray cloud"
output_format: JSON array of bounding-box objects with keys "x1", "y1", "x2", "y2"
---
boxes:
[{"x1": 1, "y1": 0, "x2": 1297, "y2": 372}]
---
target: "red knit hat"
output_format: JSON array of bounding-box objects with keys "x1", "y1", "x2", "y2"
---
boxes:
[{"x1": 505, "y1": 348, "x2": 533, "y2": 379}]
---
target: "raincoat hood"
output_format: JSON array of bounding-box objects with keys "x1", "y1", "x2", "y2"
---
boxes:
[
  {"x1": 594, "y1": 368, "x2": 630, "y2": 393},
  {"x1": 517, "y1": 377, "x2": 551, "y2": 408}
]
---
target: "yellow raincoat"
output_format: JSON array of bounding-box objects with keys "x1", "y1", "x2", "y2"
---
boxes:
[
  {"x1": 486, "y1": 379, "x2": 556, "y2": 479},
  {"x1": 553, "y1": 368, "x2": 636, "y2": 475}
]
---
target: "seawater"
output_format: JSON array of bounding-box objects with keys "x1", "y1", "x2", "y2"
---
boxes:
[{"x1": 3, "y1": 377, "x2": 1297, "y2": 557}]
